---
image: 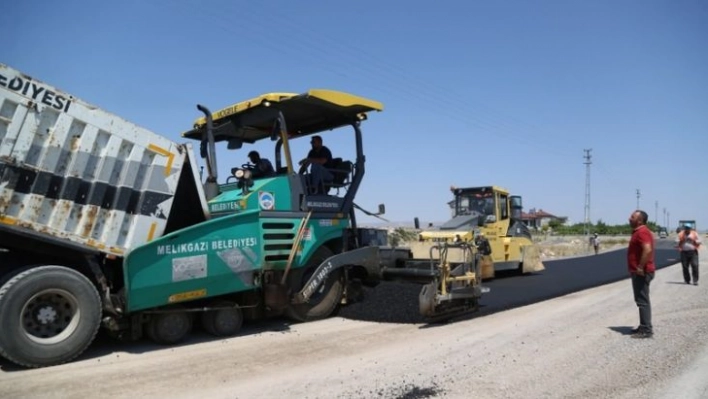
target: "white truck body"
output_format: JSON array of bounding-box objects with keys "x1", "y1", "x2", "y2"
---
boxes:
[{"x1": 0, "y1": 63, "x2": 207, "y2": 256}]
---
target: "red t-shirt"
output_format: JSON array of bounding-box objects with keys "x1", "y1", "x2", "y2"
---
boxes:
[{"x1": 627, "y1": 225, "x2": 655, "y2": 274}]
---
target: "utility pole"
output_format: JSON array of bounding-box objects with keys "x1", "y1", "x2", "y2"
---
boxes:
[
  {"x1": 655, "y1": 200, "x2": 658, "y2": 226},
  {"x1": 663, "y1": 207, "x2": 666, "y2": 229},
  {"x1": 667, "y1": 211, "x2": 670, "y2": 231},
  {"x1": 636, "y1": 189, "x2": 641, "y2": 209},
  {"x1": 583, "y1": 149, "x2": 592, "y2": 236}
]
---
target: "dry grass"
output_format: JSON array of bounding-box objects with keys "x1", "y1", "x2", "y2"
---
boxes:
[{"x1": 534, "y1": 235, "x2": 630, "y2": 259}]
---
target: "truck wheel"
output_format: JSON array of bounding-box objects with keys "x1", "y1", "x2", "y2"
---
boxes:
[
  {"x1": 145, "y1": 308, "x2": 192, "y2": 345},
  {"x1": 0, "y1": 265, "x2": 102, "y2": 368},
  {"x1": 285, "y1": 246, "x2": 344, "y2": 322},
  {"x1": 201, "y1": 300, "x2": 243, "y2": 337}
]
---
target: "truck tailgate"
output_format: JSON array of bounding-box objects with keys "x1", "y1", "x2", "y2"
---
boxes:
[{"x1": 0, "y1": 63, "x2": 191, "y2": 256}]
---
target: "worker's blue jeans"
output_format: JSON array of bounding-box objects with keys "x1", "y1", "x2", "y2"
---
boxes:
[{"x1": 308, "y1": 164, "x2": 333, "y2": 194}]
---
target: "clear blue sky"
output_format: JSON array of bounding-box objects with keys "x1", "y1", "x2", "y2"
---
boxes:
[{"x1": 2, "y1": 0, "x2": 706, "y2": 229}]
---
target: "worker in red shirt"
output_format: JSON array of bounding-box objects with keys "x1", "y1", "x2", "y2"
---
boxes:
[{"x1": 627, "y1": 210, "x2": 655, "y2": 339}]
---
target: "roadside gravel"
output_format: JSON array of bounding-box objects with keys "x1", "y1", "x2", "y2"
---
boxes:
[{"x1": 1, "y1": 249, "x2": 705, "y2": 399}]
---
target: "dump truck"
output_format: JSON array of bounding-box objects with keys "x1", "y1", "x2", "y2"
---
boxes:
[
  {"x1": 399, "y1": 185, "x2": 545, "y2": 280},
  {"x1": 0, "y1": 63, "x2": 394, "y2": 368}
]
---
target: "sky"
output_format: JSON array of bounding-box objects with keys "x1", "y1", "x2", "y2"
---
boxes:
[{"x1": 2, "y1": 0, "x2": 707, "y2": 230}]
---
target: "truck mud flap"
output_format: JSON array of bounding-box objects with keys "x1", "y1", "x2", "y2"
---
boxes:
[{"x1": 291, "y1": 246, "x2": 380, "y2": 305}]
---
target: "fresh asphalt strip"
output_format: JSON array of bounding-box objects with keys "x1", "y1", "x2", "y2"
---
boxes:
[{"x1": 479, "y1": 239, "x2": 680, "y2": 315}]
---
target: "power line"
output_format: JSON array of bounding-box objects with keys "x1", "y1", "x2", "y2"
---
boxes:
[
  {"x1": 663, "y1": 207, "x2": 669, "y2": 230},
  {"x1": 185, "y1": 2, "x2": 580, "y2": 161}
]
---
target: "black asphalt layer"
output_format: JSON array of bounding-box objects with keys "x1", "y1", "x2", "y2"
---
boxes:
[{"x1": 478, "y1": 239, "x2": 680, "y2": 316}]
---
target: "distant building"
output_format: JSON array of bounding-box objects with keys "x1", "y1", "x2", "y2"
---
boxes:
[{"x1": 521, "y1": 208, "x2": 568, "y2": 230}]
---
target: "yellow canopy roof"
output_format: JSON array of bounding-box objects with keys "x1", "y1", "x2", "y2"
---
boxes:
[{"x1": 182, "y1": 89, "x2": 383, "y2": 143}]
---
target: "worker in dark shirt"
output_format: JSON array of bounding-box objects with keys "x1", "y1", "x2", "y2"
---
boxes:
[
  {"x1": 298, "y1": 135, "x2": 333, "y2": 194},
  {"x1": 247, "y1": 150, "x2": 275, "y2": 178}
]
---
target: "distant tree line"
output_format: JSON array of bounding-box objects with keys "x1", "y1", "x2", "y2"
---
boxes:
[
  {"x1": 544, "y1": 219, "x2": 662, "y2": 235},
  {"x1": 386, "y1": 219, "x2": 665, "y2": 245}
]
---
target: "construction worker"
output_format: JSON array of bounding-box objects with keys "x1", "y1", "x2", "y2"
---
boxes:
[
  {"x1": 590, "y1": 233, "x2": 600, "y2": 255},
  {"x1": 299, "y1": 135, "x2": 334, "y2": 194},
  {"x1": 247, "y1": 150, "x2": 275, "y2": 179},
  {"x1": 677, "y1": 224, "x2": 701, "y2": 285},
  {"x1": 627, "y1": 210, "x2": 655, "y2": 339}
]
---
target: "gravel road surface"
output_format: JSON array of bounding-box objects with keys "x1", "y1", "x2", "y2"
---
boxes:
[{"x1": 1, "y1": 246, "x2": 706, "y2": 399}]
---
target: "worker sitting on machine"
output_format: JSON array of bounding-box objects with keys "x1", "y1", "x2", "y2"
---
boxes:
[
  {"x1": 247, "y1": 150, "x2": 275, "y2": 179},
  {"x1": 299, "y1": 135, "x2": 334, "y2": 194}
]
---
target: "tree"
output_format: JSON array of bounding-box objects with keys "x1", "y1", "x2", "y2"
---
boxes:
[
  {"x1": 389, "y1": 227, "x2": 417, "y2": 247},
  {"x1": 594, "y1": 219, "x2": 608, "y2": 235},
  {"x1": 548, "y1": 220, "x2": 562, "y2": 230}
]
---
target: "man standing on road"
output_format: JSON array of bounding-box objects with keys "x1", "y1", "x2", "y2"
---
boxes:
[
  {"x1": 677, "y1": 224, "x2": 701, "y2": 285},
  {"x1": 627, "y1": 210, "x2": 655, "y2": 339}
]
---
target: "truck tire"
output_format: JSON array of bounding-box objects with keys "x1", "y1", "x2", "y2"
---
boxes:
[
  {"x1": 285, "y1": 246, "x2": 344, "y2": 322},
  {"x1": 0, "y1": 265, "x2": 102, "y2": 368}
]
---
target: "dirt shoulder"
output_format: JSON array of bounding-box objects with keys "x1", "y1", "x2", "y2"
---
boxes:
[
  {"x1": 534, "y1": 234, "x2": 630, "y2": 260},
  {"x1": 1, "y1": 249, "x2": 706, "y2": 399}
]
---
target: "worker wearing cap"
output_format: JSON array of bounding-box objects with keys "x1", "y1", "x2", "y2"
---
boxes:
[
  {"x1": 677, "y1": 224, "x2": 701, "y2": 285},
  {"x1": 299, "y1": 135, "x2": 334, "y2": 194}
]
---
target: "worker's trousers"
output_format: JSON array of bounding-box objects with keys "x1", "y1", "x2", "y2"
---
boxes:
[
  {"x1": 680, "y1": 250, "x2": 699, "y2": 284},
  {"x1": 631, "y1": 272, "x2": 654, "y2": 333}
]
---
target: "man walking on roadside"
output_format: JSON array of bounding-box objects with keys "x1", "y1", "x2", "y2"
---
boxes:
[
  {"x1": 677, "y1": 223, "x2": 701, "y2": 285},
  {"x1": 627, "y1": 210, "x2": 655, "y2": 339},
  {"x1": 590, "y1": 233, "x2": 600, "y2": 255}
]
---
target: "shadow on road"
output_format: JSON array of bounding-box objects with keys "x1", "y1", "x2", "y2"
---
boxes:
[
  {"x1": 0, "y1": 317, "x2": 297, "y2": 372},
  {"x1": 608, "y1": 326, "x2": 635, "y2": 336}
]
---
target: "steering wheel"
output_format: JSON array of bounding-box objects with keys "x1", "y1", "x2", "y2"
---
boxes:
[{"x1": 227, "y1": 163, "x2": 256, "y2": 184}]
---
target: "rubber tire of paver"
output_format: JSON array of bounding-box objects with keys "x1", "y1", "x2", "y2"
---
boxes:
[
  {"x1": 285, "y1": 246, "x2": 344, "y2": 322},
  {"x1": 201, "y1": 300, "x2": 243, "y2": 337},
  {"x1": 145, "y1": 307, "x2": 193, "y2": 345},
  {"x1": 0, "y1": 265, "x2": 102, "y2": 368}
]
